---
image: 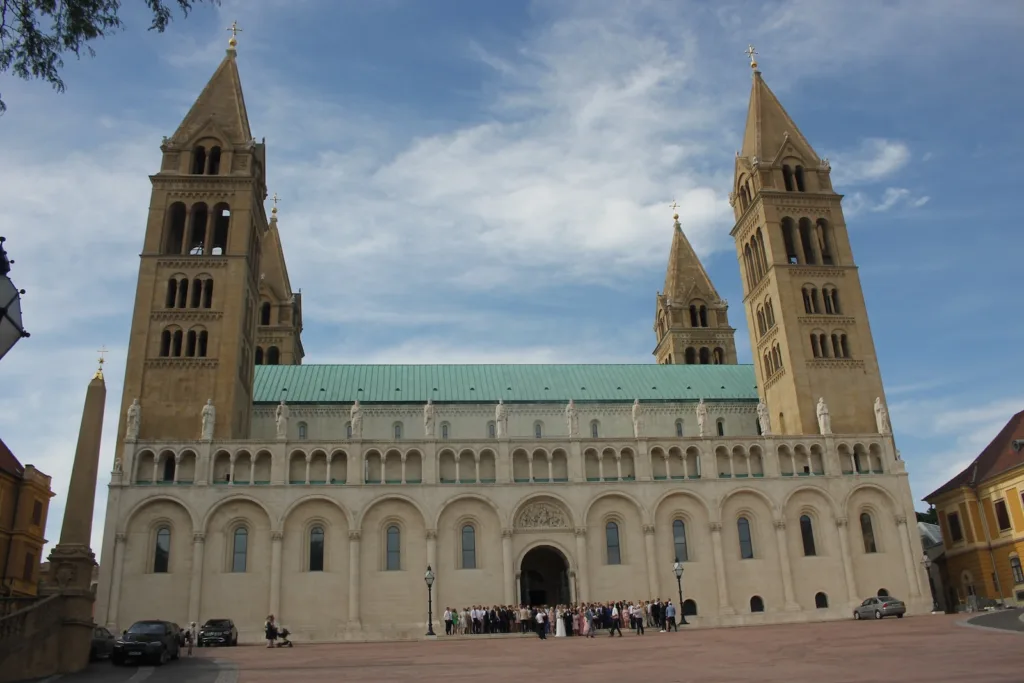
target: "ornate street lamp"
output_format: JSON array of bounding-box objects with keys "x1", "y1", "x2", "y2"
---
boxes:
[
  {"x1": 673, "y1": 558, "x2": 689, "y2": 625},
  {"x1": 424, "y1": 565, "x2": 436, "y2": 636},
  {"x1": 0, "y1": 237, "x2": 29, "y2": 362}
]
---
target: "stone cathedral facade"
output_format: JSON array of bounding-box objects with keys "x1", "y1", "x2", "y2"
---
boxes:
[{"x1": 93, "y1": 43, "x2": 931, "y2": 642}]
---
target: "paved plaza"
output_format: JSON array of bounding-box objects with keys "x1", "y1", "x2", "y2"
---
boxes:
[{"x1": 199, "y1": 613, "x2": 1023, "y2": 683}]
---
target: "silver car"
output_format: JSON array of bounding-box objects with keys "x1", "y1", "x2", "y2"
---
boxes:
[{"x1": 853, "y1": 596, "x2": 906, "y2": 620}]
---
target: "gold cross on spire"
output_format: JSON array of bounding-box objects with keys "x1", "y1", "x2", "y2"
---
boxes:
[
  {"x1": 271, "y1": 192, "x2": 280, "y2": 215},
  {"x1": 227, "y1": 21, "x2": 243, "y2": 48},
  {"x1": 95, "y1": 345, "x2": 108, "y2": 379},
  {"x1": 670, "y1": 199, "x2": 679, "y2": 220},
  {"x1": 745, "y1": 44, "x2": 758, "y2": 70}
]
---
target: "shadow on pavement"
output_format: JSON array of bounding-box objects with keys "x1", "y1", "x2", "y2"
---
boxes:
[{"x1": 24, "y1": 655, "x2": 230, "y2": 683}]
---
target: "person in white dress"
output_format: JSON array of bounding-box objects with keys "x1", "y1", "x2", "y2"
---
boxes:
[{"x1": 555, "y1": 606, "x2": 567, "y2": 637}]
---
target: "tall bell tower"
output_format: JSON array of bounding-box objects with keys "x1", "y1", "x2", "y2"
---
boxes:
[
  {"x1": 730, "y1": 49, "x2": 888, "y2": 435},
  {"x1": 114, "y1": 29, "x2": 269, "y2": 445}
]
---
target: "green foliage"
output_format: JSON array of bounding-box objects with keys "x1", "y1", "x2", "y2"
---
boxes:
[
  {"x1": 0, "y1": 0, "x2": 219, "y2": 114},
  {"x1": 916, "y1": 505, "x2": 938, "y2": 525}
]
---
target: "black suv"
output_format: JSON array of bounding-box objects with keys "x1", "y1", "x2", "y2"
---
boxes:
[
  {"x1": 112, "y1": 620, "x2": 180, "y2": 665},
  {"x1": 198, "y1": 618, "x2": 238, "y2": 646}
]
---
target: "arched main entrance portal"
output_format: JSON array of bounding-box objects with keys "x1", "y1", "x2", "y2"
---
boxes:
[{"x1": 520, "y1": 545, "x2": 570, "y2": 606}]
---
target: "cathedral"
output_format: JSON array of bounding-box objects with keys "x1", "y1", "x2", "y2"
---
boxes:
[{"x1": 93, "y1": 38, "x2": 931, "y2": 642}]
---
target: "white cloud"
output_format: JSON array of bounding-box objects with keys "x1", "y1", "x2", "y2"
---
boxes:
[{"x1": 831, "y1": 139, "x2": 912, "y2": 186}]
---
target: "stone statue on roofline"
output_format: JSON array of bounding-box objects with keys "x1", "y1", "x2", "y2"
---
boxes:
[
  {"x1": 696, "y1": 398, "x2": 708, "y2": 437},
  {"x1": 424, "y1": 399, "x2": 436, "y2": 438},
  {"x1": 201, "y1": 399, "x2": 216, "y2": 440},
  {"x1": 495, "y1": 399, "x2": 508, "y2": 438},
  {"x1": 631, "y1": 399, "x2": 645, "y2": 438},
  {"x1": 350, "y1": 400, "x2": 363, "y2": 439},
  {"x1": 565, "y1": 399, "x2": 579, "y2": 438},
  {"x1": 816, "y1": 397, "x2": 832, "y2": 435},
  {"x1": 276, "y1": 399, "x2": 289, "y2": 440},
  {"x1": 756, "y1": 401, "x2": 771, "y2": 436}
]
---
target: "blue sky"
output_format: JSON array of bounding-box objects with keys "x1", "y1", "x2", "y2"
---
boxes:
[{"x1": 0, "y1": 0, "x2": 1020, "y2": 558}]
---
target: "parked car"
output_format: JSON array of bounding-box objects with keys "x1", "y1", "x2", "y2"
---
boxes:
[
  {"x1": 111, "y1": 620, "x2": 181, "y2": 665},
  {"x1": 90, "y1": 626, "x2": 116, "y2": 660},
  {"x1": 198, "y1": 618, "x2": 238, "y2": 647},
  {"x1": 853, "y1": 596, "x2": 906, "y2": 620}
]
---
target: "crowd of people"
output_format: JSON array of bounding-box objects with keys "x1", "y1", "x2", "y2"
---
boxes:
[{"x1": 441, "y1": 599, "x2": 687, "y2": 638}]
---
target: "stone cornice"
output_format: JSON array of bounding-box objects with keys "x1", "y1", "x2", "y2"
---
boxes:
[
  {"x1": 151, "y1": 310, "x2": 224, "y2": 322},
  {"x1": 785, "y1": 266, "x2": 847, "y2": 279},
  {"x1": 798, "y1": 315, "x2": 855, "y2": 327},
  {"x1": 145, "y1": 358, "x2": 219, "y2": 370},
  {"x1": 806, "y1": 359, "x2": 865, "y2": 371},
  {"x1": 755, "y1": 324, "x2": 780, "y2": 350},
  {"x1": 763, "y1": 366, "x2": 787, "y2": 391},
  {"x1": 150, "y1": 256, "x2": 232, "y2": 268}
]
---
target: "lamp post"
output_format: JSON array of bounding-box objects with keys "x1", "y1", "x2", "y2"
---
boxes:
[
  {"x1": 424, "y1": 565, "x2": 436, "y2": 636},
  {"x1": 0, "y1": 237, "x2": 30, "y2": 362},
  {"x1": 673, "y1": 558, "x2": 688, "y2": 625}
]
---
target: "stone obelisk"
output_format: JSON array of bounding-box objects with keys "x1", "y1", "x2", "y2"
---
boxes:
[{"x1": 47, "y1": 355, "x2": 107, "y2": 674}]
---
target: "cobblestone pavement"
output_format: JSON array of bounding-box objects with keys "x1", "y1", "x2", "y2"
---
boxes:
[
  {"x1": 25, "y1": 655, "x2": 234, "y2": 683},
  {"x1": 207, "y1": 615, "x2": 1024, "y2": 683},
  {"x1": 967, "y1": 608, "x2": 1024, "y2": 633}
]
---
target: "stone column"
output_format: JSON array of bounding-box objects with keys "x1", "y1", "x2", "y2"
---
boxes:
[
  {"x1": 426, "y1": 529, "x2": 438, "y2": 615},
  {"x1": 501, "y1": 529, "x2": 515, "y2": 605},
  {"x1": 228, "y1": 452, "x2": 237, "y2": 486},
  {"x1": 895, "y1": 515, "x2": 921, "y2": 597},
  {"x1": 248, "y1": 453, "x2": 255, "y2": 485},
  {"x1": 643, "y1": 524, "x2": 658, "y2": 598},
  {"x1": 173, "y1": 453, "x2": 182, "y2": 483},
  {"x1": 48, "y1": 369, "x2": 107, "y2": 674},
  {"x1": 304, "y1": 453, "x2": 312, "y2": 485},
  {"x1": 455, "y1": 453, "x2": 461, "y2": 483},
  {"x1": 326, "y1": 453, "x2": 333, "y2": 485},
  {"x1": 105, "y1": 533, "x2": 127, "y2": 630},
  {"x1": 152, "y1": 454, "x2": 160, "y2": 484},
  {"x1": 773, "y1": 520, "x2": 800, "y2": 610},
  {"x1": 709, "y1": 523, "x2": 734, "y2": 614},
  {"x1": 187, "y1": 532, "x2": 206, "y2": 625},
  {"x1": 574, "y1": 528, "x2": 589, "y2": 602},
  {"x1": 835, "y1": 517, "x2": 859, "y2": 605},
  {"x1": 269, "y1": 531, "x2": 283, "y2": 617},
  {"x1": 348, "y1": 531, "x2": 361, "y2": 624},
  {"x1": 515, "y1": 572, "x2": 522, "y2": 604}
]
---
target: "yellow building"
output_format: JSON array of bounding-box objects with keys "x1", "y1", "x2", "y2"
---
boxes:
[
  {"x1": 0, "y1": 438, "x2": 54, "y2": 597},
  {"x1": 925, "y1": 411, "x2": 1024, "y2": 608}
]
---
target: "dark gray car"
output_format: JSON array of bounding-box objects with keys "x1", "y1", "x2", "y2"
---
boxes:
[{"x1": 853, "y1": 596, "x2": 906, "y2": 620}]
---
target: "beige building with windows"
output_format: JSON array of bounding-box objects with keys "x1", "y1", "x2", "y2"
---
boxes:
[{"x1": 92, "y1": 42, "x2": 932, "y2": 642}]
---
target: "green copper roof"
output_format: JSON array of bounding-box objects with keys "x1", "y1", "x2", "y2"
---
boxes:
[{"x1": 253, "y1": 365, "x2": 758, "y2": 404}]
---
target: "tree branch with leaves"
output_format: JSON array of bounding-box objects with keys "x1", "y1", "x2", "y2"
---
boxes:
[{"x1": 0, "y1": 0, "x2": 219, "y2": 114}]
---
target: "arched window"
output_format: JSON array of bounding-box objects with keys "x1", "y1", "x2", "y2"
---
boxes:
[
  {"x1": 177, "y1": 278, "x2": 188, "y2": 308},
  {"x1": 757, "y1": 308, "x2": 766, "y2": 336},
  {"x1": 162, "y1": 456, "x2": 175, "y2": 482},
  {"x1": 750, "y1": 595, "x2": 765, "y2": 612},
  {"x1": 815, "y1": 592, "x2": 829, "y2": 609},
  {"x1": 802, "y1": 288, "x2": 812, "y2": 314},
  {"x1": 189, "y1": 278, "x2": 201, "y2": 308},
  {"x1": 689, "y1": 305, "x2": 699, "y2": 327},
  {"x1": 799, "y1": 218, "x2": 817, "y2": 265},
  {"x1": 386, "y1": 525, "x2": 401, "y2": 570},
  {"x1": 153, "y1": 526, "x2": 171, "y2": 573},
  {"x1": 765, "y1": 299, "x2": 775, "y2": 327},
  {"x1": 744, "y1": 245, "x2": 755, "y2": 287},
  {"x1": 172, "y1": 329, "x2": 183, "y2": 357},
  {"x1": 672, "y1": 519, "x2": 689, "y2": 562},
  {"x1": 816, "y1": 219, "x2": 834, "y2": 264},
  {"x1": 260, "y1": 302, "x2": 271, "y2": 326},
  {"x1": 461, "y1": 525, "x2": 476, "y2": 569},
  {"x1": 231, "y1": 528, "x2": 248, "y2": 573},
  {"x1": 840, "y1": 334, "x2": 850, "y2": 358},
  {"x1": 737, "y1": 517, "x2": 754, "y2": 559},
  {"x1": 860, "y1": 513, "x2": 877, "y2": 553},
  {"x1": 165, "y1": 279, "x2": 178, "y2": 308},
  {"x1": 781, "y1": 218, "x2": 799, "y2": 264},
  {"x1": 831, "y1": 334, "x2": 841, "y2": 358},
  {"x1": 187, "y1": 203, "x2": 208, "y2": 255},
  {"x1": 266, "y1": 346, "x2": 280, "y2": 365},
  {"x1": 207, "y1": 146, "x2": 222, "y2": 175},
  {"x1": 675, "y1": 419, "x2": 684, "y2": 437},
  {"x1": 202, "y1": 279, "x2": 214, "y2": 309},
  {"x1": 590, "y1": 420, "x2": 600, "y2": 439},
  {"x1": 684, "y1": 347, "x2": 696, "y2": 365},
  {"x1": 211, "y1": 204, "x2": 230, "y2": 255},
  {"x1": 794, "y1": 166, "x2": 805, "y2": 192},
  {"x1": 800, "y1": 515, "x2": 817, "y2": 556},
  {"x1": 699, "y1": 347, "x2": 710, "y2": 365},
  {"x1": 255, "y1": 347, "x2": 264, "y2": 365},
  {"x1": 717, "y1": 419, "x2": 725, "y2": 437},
  {"x1": 487, "y1": 421, "x2": 496, "y2": 439},
  {"x1": 393, "y1": 423, "x2": 403, "y2": 439},
  {"x1": 160, "y1": 329, "x2": 172, "y2": 357},
  {"x1": 681, "y1": 599, "x2": 698, "y2": 616},
  {"x1": 534, "y1": 422, "x2": 543, "y2": 439},
  {"x1": 699, "y1": 306, "x2": 708, "y2": 327},
  {"x1": 191, "y1": 146, "x2": 206, "y2": 175},
  {"x1": 1010, "y1": 556, "x2": 1024, "y2": 584},
  {"x1": 818, "y1": 333, "x2": 829, "y2": 358},
  {"x1": 713, "y1": 347, "x2": 724, "y2": 365},
  {"x1": 441, "y1": 422, "x2": 450, "y2": 439},
  {"x1": 782, "y1": 165, "x2": 794, "y2": 191},
  {"x1": 345, "y1": 422, "x2": 353, "y2": 439},
  {"x1": 297, "y1": 422, "x2": 308, "y2": 440},
  {"x1": 185, "y1": 330, "x2": 197, "y2": 357},
  {"x1": 605, "y1": 521, "x2": 621, "y2": 565},
  {"x1": 163, "y1": 203, "x2": 187, "y2": 255},
  {"x1": 309, "y1": 526, "x2": 324, "y2": 572},
  {"x1": 877, "y1": 588, "x2": 889, "y2": 598}
]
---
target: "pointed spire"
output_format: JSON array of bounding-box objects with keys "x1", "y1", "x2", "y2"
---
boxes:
[
  {"x1": 170, "y1": 27, "x2": 253, "y2": 147},
  {"x1": 739, "y1": 55, "x2": 818, "y2": 163},
  {"x1": 57, "y1": 366, "x2": 106, "y2": 548},
  {"x1": 662, "y1": 209, "x2": 722, "y2": 306}
]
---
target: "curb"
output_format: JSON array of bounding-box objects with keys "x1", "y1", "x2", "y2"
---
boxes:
[{"x1": 957, "y1": 614, "x2": 1024, "y2": 636}]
